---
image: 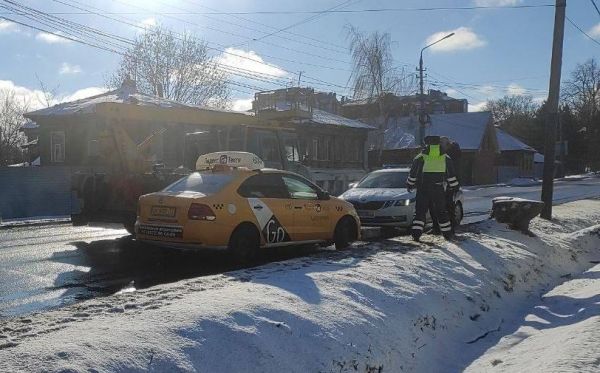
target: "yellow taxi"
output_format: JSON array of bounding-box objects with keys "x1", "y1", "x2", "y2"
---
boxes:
[{"x1": 135, "y1": 152, "x2": 360, "y2": 260}]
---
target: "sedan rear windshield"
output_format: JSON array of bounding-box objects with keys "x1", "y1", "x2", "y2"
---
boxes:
[
  {"x1": 164, "y1": 172, "x2": 234, "y2": 195},
  {"x1": 356, "y1": 171, "x2": 409, "y2": 189}
]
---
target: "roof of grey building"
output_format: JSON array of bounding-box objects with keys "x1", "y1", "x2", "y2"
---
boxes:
[{"x1": 383, "y1": 111, "x2": 493, "y2": 150}]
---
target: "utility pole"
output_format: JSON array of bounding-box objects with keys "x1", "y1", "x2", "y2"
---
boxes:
[
  {"x1": 541, "y1": 0, "x2": 566, "y2": 220},
  {"x1": 417, "y1": 32, "x2": 454, "y2": 145},
  {"x1": 297, "y1": 71, "x2": 304, "y2": 87},
  {"x1": 418, "y1": 54, "x2": 426, "y2": 146}
]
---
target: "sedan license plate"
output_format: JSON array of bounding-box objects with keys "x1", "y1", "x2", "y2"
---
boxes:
[
  {"x1": 138, "y1": 224, "x2": 183, "y2": 239},
  {"x1": 151, "y1": 206, "x2": 176, "y2": 217},
  {"x1": 357, "y1": 210, "x2": 375, "y2": 218}
]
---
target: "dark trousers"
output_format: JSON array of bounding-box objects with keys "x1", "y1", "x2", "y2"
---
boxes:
[
  {"x1": 411, "y1": 183, "x2": 452, "y2": 239},
  {"x1": 431, "y1": 190, "x2": 457, "y2": 233}
]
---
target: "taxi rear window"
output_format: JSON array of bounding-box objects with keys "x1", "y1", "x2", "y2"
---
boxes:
[{"x1": 164, "y1": 172, "x2": 233, "y2": 194}]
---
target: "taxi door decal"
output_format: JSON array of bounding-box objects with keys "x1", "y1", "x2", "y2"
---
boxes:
[{"x1": 247, "y1": 198, "x2": 290, "y2": 244}]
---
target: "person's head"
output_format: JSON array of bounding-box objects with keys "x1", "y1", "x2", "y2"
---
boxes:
[{"x1": 424, "y1": 135, "x2": 440, "y2": 146}]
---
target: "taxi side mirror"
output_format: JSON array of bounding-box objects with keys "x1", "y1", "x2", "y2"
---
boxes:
[{"x1": 318, "y1": 190, "x2": 330, "y2": 200}]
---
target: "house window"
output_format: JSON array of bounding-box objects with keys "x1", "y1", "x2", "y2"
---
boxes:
[
  {"x1": 51, "y1": 131, "x2": 65, "y2": 163},
  {"x1": 312, "y1": 138, "x2": 319, "y2": 160}
]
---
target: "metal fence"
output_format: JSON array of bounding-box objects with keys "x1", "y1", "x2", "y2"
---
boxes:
[{"x1": 0, "y1": 167, "x2": 73, "y2": 221}]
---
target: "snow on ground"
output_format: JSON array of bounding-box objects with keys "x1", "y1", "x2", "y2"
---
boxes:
[
  {"x1": 1, "y1": 200, "x2": 600, "y2": 372},
  {"x1": 466, "y1": 262, "x2": 600, "y2": 373}
]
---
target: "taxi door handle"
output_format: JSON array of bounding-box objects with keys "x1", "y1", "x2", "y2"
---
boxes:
[{"x1": 253, "y1": 205, "x2": 263, "y2": 210}]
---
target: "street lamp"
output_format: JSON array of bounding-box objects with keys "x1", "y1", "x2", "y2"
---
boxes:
[{"x1": 418, "y1": 32, "x2": 455, "y2": 145}]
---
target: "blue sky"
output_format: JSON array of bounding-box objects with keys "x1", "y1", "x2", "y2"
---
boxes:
[{"x1": 0, "y1": 0, "x2": 599, "y2": 111}]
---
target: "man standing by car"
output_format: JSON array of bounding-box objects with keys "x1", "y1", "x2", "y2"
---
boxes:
[{"x1": 406, "y1": 136, "x2": 459, "y2": 241}]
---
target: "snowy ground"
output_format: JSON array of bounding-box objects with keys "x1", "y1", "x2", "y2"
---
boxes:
[
  {"x1": 466, "y1": 263, "x2": 600, "y2": 373},
  {"x1": 1, "y1": 199, "x2": 600, "y2": 372}
]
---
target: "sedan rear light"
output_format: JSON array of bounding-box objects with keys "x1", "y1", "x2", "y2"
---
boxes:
[{"x1": 188, "y1": 203, "x2": 216, "y2": 221}]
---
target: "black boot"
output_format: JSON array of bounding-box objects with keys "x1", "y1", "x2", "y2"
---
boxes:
[{"x1": 412, "y1": 232, "x2": 421, "y2": 242}]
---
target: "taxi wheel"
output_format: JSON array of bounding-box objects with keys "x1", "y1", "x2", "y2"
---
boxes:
[
  {"x1": 229, "y1": 225, "x2": 260, "y2": 263},
  {"x1": 334, "y1": 217, "x2": 357, "y2": 250}
]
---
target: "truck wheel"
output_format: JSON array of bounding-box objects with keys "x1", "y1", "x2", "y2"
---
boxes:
[
  {"x1": 334, "y1": 217, "x2": 358, "y2": 250},
  {"x1": 228, "y1": 225, "x2": 260, "y2": 263}
]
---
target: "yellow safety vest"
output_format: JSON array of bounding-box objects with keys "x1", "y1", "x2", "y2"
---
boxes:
[{"x1": 422, "y1": 145, "x2": 446, "y2": 173}]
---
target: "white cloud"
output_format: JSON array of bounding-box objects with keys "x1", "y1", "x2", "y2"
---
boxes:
[
  {"x1": 507, "y1": 83, "x2": 525, "y2": 95},
  {"x1": 36, "y1": 31, "x2": 72, "y2": 44},
  {"x1": 232, "y1": 98, "x2": 253, "y2": 112},
  {"x1": 60, "y1": 87, "x2": 107, "y2": 102},
  {"x1": 0, "y1": 19, "x2": 18, "y2": 33},
  {"x1": 59, "y1": 62, "x2": 82, "y2": 75},
  {"x1": 139, "y1": 18, "x2": 157, "y2": 28},
  {"x1": 425, "y1": 27, "x2": 486, "y2": 53},
  {"x1": 0, "y1": 80, "x2": 107, "y2": 111},
  {"x1": 216, "y1": 48, "x2": 288, "y2": 78},
  {"x1": 0, "y1": 80, "x2": 47, "y2": 110},
  {"x1": 469, "y1": 101, "x2": 488, "y2": 112},
  {"x1": 588, "y1": 23, "x2": 600, "y2": 38},
  {"x1": 473, "y1": 0, "x2": 521, "y2": 6}
]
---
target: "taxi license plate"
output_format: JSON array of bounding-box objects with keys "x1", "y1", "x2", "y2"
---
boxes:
[
  {"x1": 357, "y1": 210, "x2": 374, "y2": 218},
  {"x1": 151, "y1": 206, "x2": 176, "y2": 217},
  {"x1": 138, "y1": 224, "x2": 183, "y2": 238}
]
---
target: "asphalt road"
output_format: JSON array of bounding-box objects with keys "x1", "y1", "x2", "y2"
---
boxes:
[{"x1": 1, "y1": 177, "x2": 599, "y2": 318}]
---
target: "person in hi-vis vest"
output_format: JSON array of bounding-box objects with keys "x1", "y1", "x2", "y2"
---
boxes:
[{"x1": 406, "y1": 135, "x2": 459, "y2": 241}]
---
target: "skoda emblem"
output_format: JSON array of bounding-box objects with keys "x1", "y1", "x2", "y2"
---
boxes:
[{"x1": 158, "y1": 197, "x2": 164, "y2": 205}]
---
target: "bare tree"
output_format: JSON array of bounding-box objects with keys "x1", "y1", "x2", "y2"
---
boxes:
[
  {"x1": 108, "y1": 26, "x2": 230, "y2": 108},
  {"x1": 484, "y1": 95, "x2": 542, "y2": 149},
  {"x1": 562, "y1": 58, "x2": 600, "y2": 170},
  {"x1": 35, "y1": 74, "x2": 59, "y2": 108},
  {"x1": 0, "y1": 90, "x2": 29, "y2": 166},
  {"x1": 346, "y1": 25, "x2": 416, "y2": 101},
  {"x1": 562, "y1": 58, "x2": 600, "y2": 122}
]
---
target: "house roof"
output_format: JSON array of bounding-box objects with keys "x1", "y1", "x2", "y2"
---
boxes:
[
  {"x1": 25, "y1": 80, "x2": 250, "y2": 119},
  {"x1": 496, "y1": 128, "x2": 536, "y2": 152},
  {"x1": 306, "y1": 109, "x2": 374, "y2": 130},
  {"x1": 383, "y1": 111, "x2": 493, "y2": 150}
]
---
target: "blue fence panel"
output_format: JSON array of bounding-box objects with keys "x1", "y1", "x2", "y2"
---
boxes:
[{"x1": 0, "y1": 167, "x2": 72, "y2": 220}]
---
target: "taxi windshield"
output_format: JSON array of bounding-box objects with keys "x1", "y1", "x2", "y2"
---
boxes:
[
  {"x1": 356, "y1": 171, "x2": 409, "y2": 189},
  {"x1": 164, "y1": 172, "x2": 234, "y2": 194}
]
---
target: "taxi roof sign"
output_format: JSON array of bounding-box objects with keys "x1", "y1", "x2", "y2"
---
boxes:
[{"x1": 196, "y1": 151, "x2": 265, "y2": 171}]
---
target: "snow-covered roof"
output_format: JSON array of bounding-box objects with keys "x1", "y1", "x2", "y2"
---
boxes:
[
  {"x1": 20, "y1": 120, "x2": 39, "y2": 130},
  {"x1": 292, "y1": 109, "x2": 374, "y2": 130},
  {"x1": 25, "y1": 80, "x2": 249, "y2": 119},
  {"x1": 534, "y1": 153, "x2": 544, "y2": 163},
  {"x1": 496, "y1": 128, "x2": 535, "y2": 152},
  {"x1": 383, "y1": 111, "x2": 493, "y2": 150}
]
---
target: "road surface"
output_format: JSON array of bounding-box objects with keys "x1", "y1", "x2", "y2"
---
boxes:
[{"x1": 1, "y1": 177, "x2": 599, "y2": 318}]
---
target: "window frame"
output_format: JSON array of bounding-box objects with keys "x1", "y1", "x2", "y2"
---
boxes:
[
  {"x1": 237, "y1": 173, "x2": 290, "y2": 199},
  {"x1": 50, "y1": 131, "x2": 65, "y2": 163},
  {"x1": 281, "y1": 173, "x2": 323, "y2": 200}
]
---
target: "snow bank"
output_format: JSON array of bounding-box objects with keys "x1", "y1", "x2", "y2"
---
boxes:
[
  {"x1": 466, "y1": 261, "x2": 600, "y2": 372},
  {"x1": 1, "y1": 200, "x2": 600, "y2": 373}
]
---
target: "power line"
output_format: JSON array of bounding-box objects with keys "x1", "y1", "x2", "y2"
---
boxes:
[
  {"x1": 41, "y1": 0, "x2": 352, "y2": 90},
  {"x1": 158, "y1": 0, "x2": 348, "y2": 55},
  {"x1": 104, "y1": 0, "x2": 354, "y2": 70},
  {"x1": 179, "y1": 0, "x2": 348, "y2": 52},
  {"x1": 591, "y1": 0, "x2": 600, "y2": 18},
  {"x1": 565, "y1": 16, "x2": 600, "y2": 47},
  {"x1": 244, "y1": 0, "x2": 357, "y2": 44},
  {"x1": 0, "y1": 4, "x2": 555, "y2": 15}
]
